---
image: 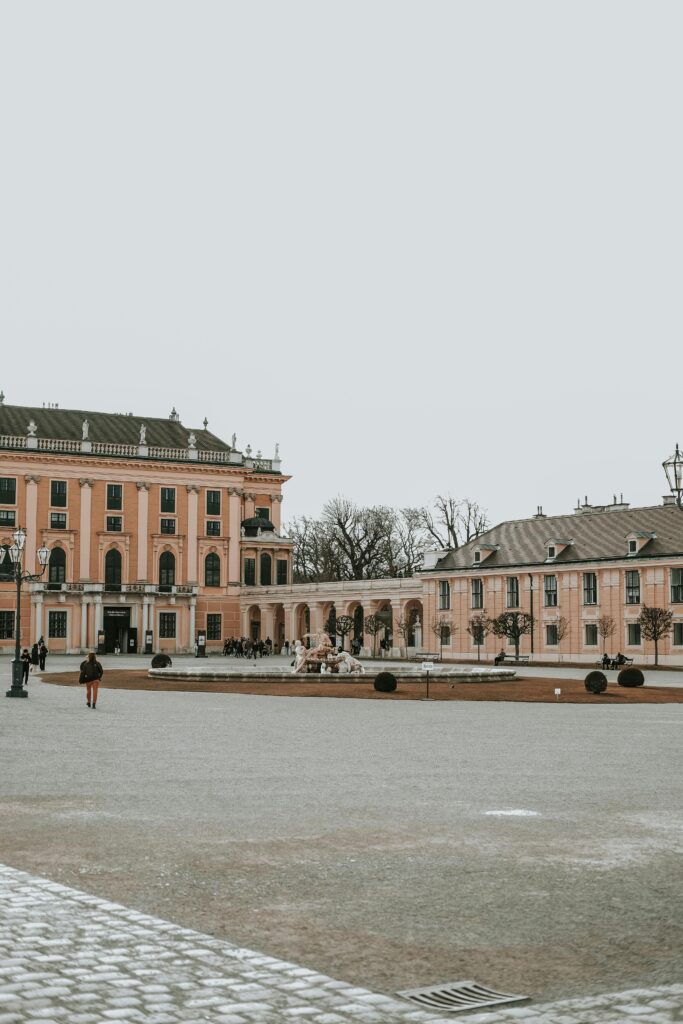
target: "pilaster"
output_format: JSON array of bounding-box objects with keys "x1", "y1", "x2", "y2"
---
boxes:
[{"x1": 78, "y1": 479, "x2": 93, "y2": 580}]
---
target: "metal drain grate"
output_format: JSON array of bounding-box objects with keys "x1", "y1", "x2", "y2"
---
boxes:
[{"x1": 397, "y1": 980, "x2": 528, "y2": 1013}]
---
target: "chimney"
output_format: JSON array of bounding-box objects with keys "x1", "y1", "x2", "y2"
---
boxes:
[
  {"x1": 533, "y1": 506, "x2": 546, "y2": 519},
  {"x1": 663, "y1": 495, "x2": 676, "y2": 506}
]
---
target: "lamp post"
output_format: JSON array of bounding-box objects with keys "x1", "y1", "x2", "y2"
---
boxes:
[
  {"x1": 2, "y1": 528, "x2": 50, "y2": 698},
  {"x1": 663, "y1": 444, "x2": 683, "y2": 507}
]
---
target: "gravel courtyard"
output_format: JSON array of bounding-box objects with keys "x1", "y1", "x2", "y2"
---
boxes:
[{"x1": 1, "y1": 673, "x2": 681, "y2": 1006}]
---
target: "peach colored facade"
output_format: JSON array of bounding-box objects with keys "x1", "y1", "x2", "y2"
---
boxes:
[{"x1": 0, "y1": 437, "x2": 291, "y2": 654}]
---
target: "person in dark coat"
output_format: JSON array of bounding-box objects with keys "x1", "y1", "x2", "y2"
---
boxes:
[
  {"x1": 31, "y1": 643, "x2": 39, "y2": 667},
  {"x1": 79, "y1": 652, "x2": 104, "y2": 709},
  {"x1": 39, "y1": 642, "x2": 48, "y2": 671},
  {"x1": 21, "y1": 648, "x2": 31, "y2": 685}
]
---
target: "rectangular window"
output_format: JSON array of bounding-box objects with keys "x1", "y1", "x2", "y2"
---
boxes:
[
  {"x1": 545, "y1": 623, "x2": 558, "y2": 645},
  {"x1": 106, "y1": 516, "x2": 122, "y2": 532},
  {"x1": 159, "y1": 612, "x2": 176, "y2": 638},
  {"x1": 48, "y1": 611, "x2": 67, "y2": 638},
  {"x1": 506, "y1": 576, "x2": 519, "y2": 608},
  {"x1": 255, "y1": 506, "x2": 270, "y2": 520},
  {"x1": 206, "y1": 490, "x2": 221, "y2": 516},
  {"x1": 0, "y1": 611, "x2": 13, "y2": 639},
  {"x1": 628, "y1": 539, "x2": 637, "y2": 554},
  {"x1": 160, "y1": 487, "x2": 176, "y2": 513},
  {"x1": 544, "y1": 575, "x2": 558, "y2": 606},
  {"x1": 50, "y1": 480, "x2": 67, "y2": 507},
  {"x1": 585, "y1": 623, "x2": 598, "y2": 646},
  {"x1": 50, "y1": 513, "x2": 67, "y2": 530},
  {"x1": 0, "y1": 478, "x2": 16, "y2": 505},
  {"x1": 583, "y1": 572, "x2": 598, "y2": 605},
  {"x1": 671, "y1": 569, "x2": 683, "y2": 604},
  {"x1": 276, "y1": 559, "x2": 288, "y2": 585},
  {"x1": 160, "y1": 519, "x2": 176, "y2": 535},
  {"x1": 106, "y1": 484, "x2": 123, "y2": 510},
  {"x1": 625, "y1": 570, "x2": 640, "y2": 604},
  {"x1": 438, "y1": 581, "x2": 451, "y2": 610},
  {"x1": 207, "y1": 614, "x2": 222, "y2": 640},
  {"x1": 673, "y1": 623, "x2": 683, "y2": 646},
  {"x1": 244, "y1": 558, "x2": 256, "y2": 586},
  {"x1": 206, "y1": 520, "x2": 221, "y2": 536},
  {"x1": 0, "y1": 510, "x2": 16, "y2": 527},
  {"x1": 471, "y1": 579, "x2": 483, "y2": 610},
  {"x1": 627, "y1": 623, "x2": 641, "y2": 645}
]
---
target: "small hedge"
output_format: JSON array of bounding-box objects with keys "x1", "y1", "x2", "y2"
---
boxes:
[
  {"x1": 374, "y1": 671, "x2": 397, "y2": 693},
  {"x1": 151, "y1": 654, "x2": 172, "y2": 669},
  {"x1": 618, "y1": 667, "x2": 645, "y2": 688},
  {"x1": 584, "y1": 670, "x2": 608, "y2": 694}
]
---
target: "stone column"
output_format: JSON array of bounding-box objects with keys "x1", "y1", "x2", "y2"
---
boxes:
[
  {"x1": 94, "y1": 596, "x2": 103, "y2": 640},
  {"x1": 136, "y1": 482, "x2": 150, "y2": 581},
  {"x1": 243, "y1": 492, "x2": 256, "y2": 519},
  {"x1": 189, "y1": 598, "x2": 196, "y2": 651},
  {"x1": 78, "y1": 479, "x2": 93, "y2": 580},
  {"x1": 271, "y1": 494, "x2": 283, "y2": 532},
  {"x1": 283, "y1": 605, "x2": 293, "y2": 645},
  {"x1": 186, "y1": 485, "x2": 199, "y2": 584},
  {"x1": 309, "y1": 602, "x2": 325, "y2": 636},
  {"x1": 228, "y1": 487, "x2": 242, "y2": 584},
  {"x1": 24, "y1": 475, "x2": 40, "y2": 570},
  {"x1": 240, "y1": 605, "x2": 250, "y2": 638},
  {"x1": 261, "y1": 605, "x2": 275, "y2": 643},
  {"x1": 389, "y1": 600, "x2": 402, "y2": 658},
  {"x1": 80, "y1": 599, "x2": 89, "y2": 651},
  {"x1": 34, "y1": 593, "x2": 43, "y2": 643}
]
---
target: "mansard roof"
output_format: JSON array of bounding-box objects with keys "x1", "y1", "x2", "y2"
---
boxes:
[
  {"x1": 428, "y1": 504, "x2": 683, "y2": 572},
  {"x1": 0, "y1": 404, "x2": 231, "y2": 452}
]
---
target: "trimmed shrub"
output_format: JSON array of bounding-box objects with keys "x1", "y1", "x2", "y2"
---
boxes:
[
  {"x1": 374, "y1": 671, "x2": 397, "y2": 693},
  {"x1": 151, "y1": 654, "x2": 172, "y2": 669},
  {"x1": 584, "y1": 670, "x2": 607, "y2": 694},
  {"x1": 618, "y1": 667, "x2": 645, "y2": 688}
]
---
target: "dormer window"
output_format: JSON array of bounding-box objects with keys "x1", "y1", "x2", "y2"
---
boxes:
[
  {"x1": 472, "y1": 544, "x2": 498, "y2": 565},
  {"x1": 545, "y1": 538, "x2": 573, "y2": 562},
  {"x1": 626, "y1": 531, "x2": 656, "y2": 556}
]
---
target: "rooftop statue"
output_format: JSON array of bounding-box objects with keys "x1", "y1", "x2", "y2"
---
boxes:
[
  {"x1": 139, "y1": 424, "x2": 146, "y2": 445},
  {"x1": 82, "y1": 419, "x2": 89, "y2": 440},
  {"x1": 27, "y1": 420, "x2": 37, "y2": 437}
]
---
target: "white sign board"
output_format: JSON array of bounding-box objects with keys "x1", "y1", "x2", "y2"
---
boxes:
[
  {"x1": 422, "y1": 662, "x2": 434, "y2": 672},
  {"x1": 554, "y1": 688, "x2": 561, "y2": 697}
]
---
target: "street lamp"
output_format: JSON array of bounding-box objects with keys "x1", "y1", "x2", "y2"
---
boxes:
[
  {"x1": 2, "y1": 529, "x2": 50, "y2": 698},
  {"x1": 663, "y1": 444, "x2": 683, "y2": 508}
]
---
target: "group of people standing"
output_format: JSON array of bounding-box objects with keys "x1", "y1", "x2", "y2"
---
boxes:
[
  {"x1": 222, "y1": 637, "x2": 275, "y2": 658},
  {"x1": 19, "y1": 638, "x2": 49, "y2": 685}
]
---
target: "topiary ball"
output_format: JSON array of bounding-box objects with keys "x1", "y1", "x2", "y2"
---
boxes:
[
  {"x1": 618, "y1": 667, "x2": 645, "y2": 687},
  {"x1": 584, "y1": 670, "x2": 607, "y2": 694},
  {"x1": 374, "y1": 671, "x2": 397, "y2": 693},
  {"x1": 151, "y1": 653, "x2": 172, "y2": 669}
]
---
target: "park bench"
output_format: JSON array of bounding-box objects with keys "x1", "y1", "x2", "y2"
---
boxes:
[
  {"x1": 595, "y1": 656, "x2": 634, "y2": 669},
  {"x1": 410, "y1": 651, "x2": 441, "y2": 662},
  {"x1": 494, "y1": 653, "x2": 530, "y2": 666}
]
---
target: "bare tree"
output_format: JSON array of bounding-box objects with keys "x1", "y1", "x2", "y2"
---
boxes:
[
  {"x1": 419, "y1": 495, "x2": 489, "y2": 550},
  {"x1": 363, "y1": 614, "x2": 382, "y2": 657},
  {"x1": 490, "y1": 612, "x2": 534, "y2": 660},
  {"x1": 597, "y1": 615, "x2": 616, "y2": 658},
  {"x1": 431, "y1": 615, "x2": 453, "y2": 659},
  {"x1": 394, "y1": 618, "x2": 410, "y2": 658},
  {"x1": 555, "y1": 615, "x2": 570, "y2": 662},
  {"x1": 334, "y1": 615, "x2": 354, "y2": 651},
  {"x1": 467, "y1": 613, "x2": 491, "y2": 662},
  {"x1": 638, "y1": 606, "x2": 673, "y2": 666}
]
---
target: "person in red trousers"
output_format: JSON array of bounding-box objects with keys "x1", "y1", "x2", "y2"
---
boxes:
[{"x1": 79, "y1": 651, "x2": 104, "y2": 709}]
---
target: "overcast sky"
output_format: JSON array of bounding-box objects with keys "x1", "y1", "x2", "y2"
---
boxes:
[{"x1": 1, "y1": 2, "x2": 681, "y2": 527}]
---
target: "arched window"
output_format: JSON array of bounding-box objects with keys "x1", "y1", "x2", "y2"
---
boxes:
[
  {"x1": 159, "y1": 551, "x2": 175, "y2": 591},
  {"x1": 48, "y1": 547, "x2": 66, "y2": 588},
  {"x1": 105, "y1": 549, "x2": 122, "y2": 591},
  {"x1": 260, "y1": 552, "x2": 272, "y2": 586},
  {"x1": 205, "y1": 553, "x2": 220, "y2": 587}
]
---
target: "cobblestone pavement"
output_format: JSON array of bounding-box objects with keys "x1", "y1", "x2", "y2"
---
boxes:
[{"x1": 1, "y1": 864, "x2": 681, "y2": 1023}]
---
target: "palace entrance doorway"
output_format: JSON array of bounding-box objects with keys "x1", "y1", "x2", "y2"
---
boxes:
[{"x1": 103, "y1": 607, "x2": 131, "y2": 654}]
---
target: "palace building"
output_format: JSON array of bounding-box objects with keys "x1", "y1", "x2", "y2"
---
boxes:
[
  {"x1": 0, "y1": 401, "x2": 291, "y2": 654},
  {"x1": 2, "y1": 398, "x2": 683, "y2": 666}
]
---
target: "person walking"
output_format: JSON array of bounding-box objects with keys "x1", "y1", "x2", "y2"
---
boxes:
[
  {"x1": 21, "y1": 648, "x2": 31, "y2": 687},
  {"x1": 38, "y1": 641, "x2": 48, "y2": 671},
  {"x1": 30, "y1": 643, "x2": 39, "y2": 669},
  {"x1": 79, "y1": 652, "x2": 104, "y2": 709}
]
